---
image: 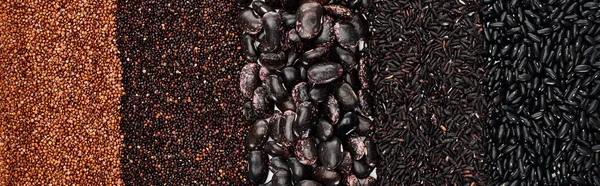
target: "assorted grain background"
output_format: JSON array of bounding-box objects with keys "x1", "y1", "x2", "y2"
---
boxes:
[{"x1": 1, "y1": 0, "x2": 599, "y2": 185}]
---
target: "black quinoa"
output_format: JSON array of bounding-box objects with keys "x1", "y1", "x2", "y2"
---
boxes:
[{"x1": 116, "y1": 1, "x2": 247, "y2": 185}]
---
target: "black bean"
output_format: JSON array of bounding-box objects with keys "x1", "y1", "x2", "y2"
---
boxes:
[
  {"x1": 296, "y1": 180, "x2": 323, "y2": 186},
  {"x1": 271, "y1": 170, "x2": 293, "y2": 186},
  {"x1": 315, "y1": 118, "x2": 334, "y2": 141},
  {"x1": 309, "y1": 83, "x2": 331, "y2": 103},
  {"x1": 298, "y1": 47, "x2": 328, "y2": 66},
  {"x1": 334, "y1": 22, "x2": 359, "y2": 51},
  {"x1": 351, "y1": 160, "x2": 371, "y2": 179},
  {"x1": 334, "y1": 82, "x2": 358, "y2": 111},
  {"x1": 295, "y1": 137, "x2": 318, "y2": 165},
  {"x1": 296, "y1": 2, "x2": 324, "y2": 39},
  {"x1": 289, "y1": 157, "x2": 311, "y2": 183},
  {"x1": 313, "y1": 166, "x2": 341, "y2": 186},
  {"x1": 240, "y1": 63, "x2": 261, "y2": 98},
  {"x1": 265, "y1": 141, "x2": 290, "y2": 158},
  {"x1": 307, "y1": 62, "x2": 344, "y2": 84},
  {"x1": 295, "y1": 101, "x2": 316, "y2": 138},
  {"x1": 336, "y1": 111, "x2": 358, "y2": 138},
  {"x1": 240, "y1": 9, "x2": 263, "y2": 34},
  {"x1": 259, "y1": 51, "x2": 286, "y2": 70},
  {"x1": 262, "y1": 12, "x2": 283, "y2": 52},
  {"x1": 248, "y1": 150, "x2": 269, "y2": 184},
  {"x1": 318, "y1": 136, "x2": 344, "y2": 170}
]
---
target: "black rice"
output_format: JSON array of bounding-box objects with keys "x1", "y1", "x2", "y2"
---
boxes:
[
  {"x1": 371, "y1": 0, "x2": 488, "y2": 185},
  {"x1": 483, "y1": 0, "x2": 600, "y2": 185}
]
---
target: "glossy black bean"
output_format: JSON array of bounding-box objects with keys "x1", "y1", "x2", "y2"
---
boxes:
[
  {"x1": 318, "y1": 136, "x2": 343, "y2": 170},
  {"x1": 352, "y1": 160, "x2": 371, "y2": 179},
  {"x1": 335, "y1": 46, "x2": 357, "y2": 71},
  {"x1": 282, "y1": 67, "x2": 300, "y2": 91},
  {"x1": 296, "y1": 2, "x2": 324, "y2": 39},
  {"x1": 315, "y1": 118, "x2": 334, "y2": 141},
  {"x1": 276, "y1": 96, "x2": 296, "y2": 112},
  {"x1": 259, "y1": 51, "x2": 286, "y2": 70},
  {"x1": 313, "y1": 166, "x2": 341, "y2": 186},
  {"x1": 334, "y1": 22, "x2": 359, "y2": 51},
  {"x1": 343, "y1": 71, "x2": 360, "y2": 90},
  {"x1": 265, "y1": 141, "x2": 290, "y2": 158},
  {"x1": 240, "y1": 9, "x2": 263, "y2": 34},
  {"x1": 309, "y1": 83, "x2": 331, "y2": 103},
  {"x1": 248, "y1": 150, "x2": 268, "y2": 184},
  {"x1": 286, "y1": 50, "x2": 299, "y2": 67},
  {"x1": 262, "y1": 12, "x2": 283, "y2": 52},
  {"x1": 295, "y1": 101, "x2": 316, "y2": 138},
  {"x1": 296, "y1": 180, "x2": 323, "y2": 186},
  {"x1": 289, "y1": 157, "x2": 311, "y2": 183},
  {"x1": 295, "y1": 137, "x2": 318, "y2": 165},
  {"x1": 270, "y1": 157, "x2": 290, "y2": 172},
  {"x1": 299, "y1": 46, "x2": 328, "y2": 66},
  {"x1": 266, "y1": 74, "x2": 289, "y2": 103},
  {"x1": 336, "y1": 111, "x2": 358, "y2": 137},
  {"x1": 272, "y1": 170, "x2": 293, "y2": 186},
  {"x1": 242, "y1": 34, "x2": 258, "y2": 61},
  {"x1": 334, "y1": 82, "x2": 358, "y2": 110},
  {"x1": 252, "y1": 1, "x2": 275, "y2": 16},
  {"x1": 364, "y1": 139, "x2": 379, "y2": 167},
  {"x1": 307, "y1": 62, "x2": 344, "y2": 84}
]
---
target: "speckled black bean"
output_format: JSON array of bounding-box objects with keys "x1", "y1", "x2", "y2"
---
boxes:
[
  {"x1": 307, "y1": 62, "x2": 344, "y2": 84},
  {"x1": 295, "y1": 137, "x2": 318, "y2": 165},
  {"x1": 240, "y1": 63, "x2": 261, "y2": 98}
]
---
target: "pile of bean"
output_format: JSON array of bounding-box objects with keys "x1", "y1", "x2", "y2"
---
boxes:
[
  {"x1": 238, "y1": 0, "x2": 379, "y2": 185},
  {"x1": 371, "y1": 0, "x2": 488, "y2": 185},
  {"x1": 483, "y1": 0, "x2": 600, "y2": 185}
]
